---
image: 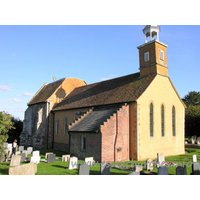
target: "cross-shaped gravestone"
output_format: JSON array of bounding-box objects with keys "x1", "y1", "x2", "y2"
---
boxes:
[
  {"x1": 47, "y1": 154, "x2": 55, "y2": 163},
  {"x1": 101, "y1": 162, "x2": 110, "y2": 175},
  {"x1": 79, "y1": 164, "x2": 90, "y2": 175},
  {"x1": 10, "y1": 155, "x2": 21, "y2": 166},
  {"x1": 176, "y1": 166, "x2": 187, "y2": 175},
  {"x1": 157, "y1": 166, "x2": 168, "y2": 175},
  {"x1": 68, "y1": 157, "x2": 78, "y2": 169}
]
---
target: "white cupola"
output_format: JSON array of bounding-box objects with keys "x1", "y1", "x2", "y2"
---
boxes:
[{"x1": 142, "y1": 25, "x2": 161, "y2": 43}]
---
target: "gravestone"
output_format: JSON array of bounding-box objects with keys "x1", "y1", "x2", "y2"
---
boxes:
[
  {"x1": 30, "y1": 151, "x2": 40, "y2": 164},
  {"x1": 7, "y1": 144, "x2": 12, "y2": 157},
  {"x1": 157, "y1": 166, "x2": 168, "y2": 175},
  {"x1": 22, "y1": 150, "x2": 28, "y2": 158},
  {"x1": 16, "y1": 151, "x2": 21, "y2": 155},
  {"x1": 146, "y1": 158, "x2": 154, "y2": 171},
  {"x1": 176, "y1": 166, "x2": 187, "y2": 175},
  {"x1": 62, "y1": 155, "x2": 70, "y2": 162},
  {"x1": 19, "y1": 146, "x2": 24, "y2": 152},
  {"x1": 32, "y1": 151, "x2": 40, "y2": 157},
  {"x1": 85, "y1": 157, "x2": 94, "y2": 166},
  {"x1": 191, "y1": 136, "x2": 195, "y2": 144},
  {"x1": 128, "y1": 171, "x2": 140, "y2": 175},
  {"x1": 3, "y1": 143, "x2": 8, "y2": 148},
  {"x1": 45, "y1": 152, "x2": 53, "y2": 159},
  {"x1": 197, "y1": 137, "x2": 200, "y2": 145},
  {"x1": 133, "y1": 165, "x2": 143, "y2": 172},
  {"x1": 192, "y1": 162, "x2": 200, "y2": 175},
  {"x1": 27, "y1": 147, "x2": 33, "y2": 155},
  {"x1": 19, "y1": 153, "x2": 26, "y2": 161},
  {"x1": 157, "y1": 153, "x2": 165, "y2": 167},
  {"x1": 79, "y1": 164, "x2": 90, "y2": 175},
  {"x1": 10, "y1": 155, "x2": 21, "y2": 166},
  {"x1": 193, "y1": 155, "x2": 197, "y2": 162},
  {"x1": 9, "y1": 163, "x2": 35, "y2": 175},
  {"x1": 101, "y1": 162, "x2": 110, "y2": 175},
  {"x1": 68, "y1": 157, "x2": 78, "y2": 169},
  {"x1": 47, "y1": 154, "x2": 55, "y2": 163}
]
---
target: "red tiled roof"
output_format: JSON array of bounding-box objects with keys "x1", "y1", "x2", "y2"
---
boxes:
[
  {"x1": 28, "y1": 78, "x2": 65, "y2": 106},
  {"x1": 53, "y1": 73, "x2": 156, "y2": 111}
]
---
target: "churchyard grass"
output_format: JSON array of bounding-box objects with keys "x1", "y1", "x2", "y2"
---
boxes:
[{"x1": 0, "y1": 148, "x2": 199, "y2": 175}]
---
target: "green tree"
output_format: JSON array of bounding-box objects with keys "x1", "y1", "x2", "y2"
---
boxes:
[
  {"x1": 182, "y1": 91, "x2": 200, "y2": 107},
  {"x1": 0, "y1": 111, "x2": 14, "y2": 162}
]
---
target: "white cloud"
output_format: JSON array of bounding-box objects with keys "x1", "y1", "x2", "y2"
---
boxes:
[
  {"x1": 13, "y1": 98, "x2": 22, "y2": 102},
  {"x1": 23, "y1": 92, "x2": 34, "y2": 97},
  {"x1": 0, "y1": 85, "x2": 11, "y2": 91},
  {"x1": 100, "y1": 75, "x2": 116, "y2": 81},
  {"x1": 7, "y1": 99, "x2": 12, "y2": 101}
]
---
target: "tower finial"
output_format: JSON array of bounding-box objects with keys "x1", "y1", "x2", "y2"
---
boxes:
[{"x1": 142, "y1": 25, "x2": 161, "y2": 43}]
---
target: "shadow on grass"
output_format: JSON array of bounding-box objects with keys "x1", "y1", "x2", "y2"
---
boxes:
[
  {"x1": 0, "y1": 169, "x2": 8, "y2": 175},
  {"x1": 51, "y1": 165, "x2": 67, "y2": 169}
]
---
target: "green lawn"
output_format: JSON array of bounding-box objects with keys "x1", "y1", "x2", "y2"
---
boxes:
[{"x1": 1, "y1": 148, "x2": 199, "y2": 175}]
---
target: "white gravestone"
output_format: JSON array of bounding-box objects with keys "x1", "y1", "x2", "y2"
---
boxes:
[
  {"x1": 7, "y1": 144, "x2": 12, "y2": 157},
  {"x1": 85, "y1": 157, "x2": 94, "y2": 166},
  {"x1": 27, "y1": 147, "x2": 33, "y2": 155},
  {"x1": 157, "y1": 153, "x2": 165, "y2": 167},
  {"x1": 22, "y1": 150, "x2": 28, "y2": 158},
  {"x1": 68, "y1": 157, "x2": 78, "y2": 169},
  {"x1": 3, "y1": 143, "x2": 8, "y2": 148},
  {"x1": 193, "y1": 155, "x2": 197, "y2": 163},
  {"x1": 62, "y1": 155, "x2": 70, "y2": 162},
  {"x1": 146, "y1": 158, "x2": 154, "y2": 171},
  {"x1": 30, "y1": 151, "x2": 40, "y2": 164}
]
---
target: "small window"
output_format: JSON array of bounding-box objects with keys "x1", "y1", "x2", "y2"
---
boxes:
[
  {"x1": 38, "y1": 108, "x2": 43, "y2": 124},
  {"x1": 64, "y1": 115, "x2": 68, "y2": 136},
  {"x1": 172, "y1": 106, "x2": 176, "y2": 136},
  {"x1": 161, "y1": 105, "x2": 165, "y2": 137},
  {"x1": 56, "y1": 117, "x2": 59, "y2": 135},
  {"x1": 150, "y1": 103, "x2": 153, "y2": 137},
  {"x1": 81, "y1": 135, "x2": 86, "y2": 151},
  {"x1": 160, "y1": 50, "x2": 164, "y2": 60},
  {"x1": 144, "y1": 52, "x2": 149, "y2": 62}
]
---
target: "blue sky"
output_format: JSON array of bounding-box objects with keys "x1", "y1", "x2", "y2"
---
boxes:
[{"x1": 0, "y1": 25, "x2": 200, "y2": 120}]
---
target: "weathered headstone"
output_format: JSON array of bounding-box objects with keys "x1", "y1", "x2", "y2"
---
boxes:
[
  {"x1": 62, "y1": 155, "x2": 70, "y2": 162},
  {"x1": 10, "y1": 155, "x2": 21, "y2": 166},
  {"x1": 157, "y1": 153, "x2": 165, "y2": 167},
  {"x1": 157, "y1": 166, "x2": 168, "y2": 175},
  {"x1": 79, "y1": 164, "x2": 90, "y2": 175},
  {"x1": 192, "y1": 162, "x2": 200, "y2": 175},
  {"x1": 27, "y1": 147, "x2": 33, "y2": 155},
  {"x1": 7, "y1": 144, "x2": 12, "y2": 157},
  {"x1": 32, "y1": 151, "x2": 40, "y2": 157},
  {"x1": 101, "y1": 162, "x2": 110, "y2": 175},
  {"x1": 191, "y1": 136, "x2": 195, "y2": 144},
  {"x1": 146, "y1": 158, "x2": 154, "y2": 171},
  {"x1": 128, "y1": 171, "x2": 140, "y2": 175},
  {"x1": 85, "y1": 157, "x2": 94, "y2": 166},
  {"x1": 19, "y1": 153, "x2": 26, "y2": 161},
  {"x1": 68, "y1": 157, "x2": 78, "y2": 169},
  {"x1": 197, "y1": 137, "x2": 200, "y2": 145},
  {"x1": 193, "y1": 155, "x2": 197, "y2": 162},
  {"x1": 16, "y1": 151, "x2": 21, "y2": 155},
  {"x1": 45, "y1": 152, "x2": 53, "y2": 159},
  {"x1": 133, "y1": 165, "x2": 143, "y2": 172},
  {"x1": 176, "y1": 166, "x2": 187, "y2": 175},
  {"x1": 22, "y1": 150, "x2": 28, "y2": 158},
  {"x1": 9, "y1": 163, "x2": 35, "y2": 175},
  {"x1": 19, "y1": 146, "x2": 24, "y2": 152},
  {"x1": 47, "y1": 154, "x2": 55, "y2": 163}
]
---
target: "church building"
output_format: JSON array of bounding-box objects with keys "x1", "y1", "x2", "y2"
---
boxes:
[{"x1": 20, "y1": 25, "x2": 186, "y2": 162}]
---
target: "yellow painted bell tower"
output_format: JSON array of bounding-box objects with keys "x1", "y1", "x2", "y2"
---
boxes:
[{"x1": 137, "y1": 25, "x2": 168, "y2": 77}]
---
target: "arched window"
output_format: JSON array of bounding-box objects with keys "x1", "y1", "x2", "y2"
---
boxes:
[
  {"x1": 150, "y1": 103, "x2": 153, "y2": 137},
  {"x1": 81, "y1": 135, "x2": 86, "y2": 151},
  {"x1": 56, "y1": 117, "x2": 59, "y2": 135},
  {"x1": 64, "y1": 115, "x2": 68, "y2": 136},
  {"x1": 172, "y1": 106, "x2": 176, "y2": 136},
  {"x1": 161, "y1": 104, "x2": 165, "y2": 137}
]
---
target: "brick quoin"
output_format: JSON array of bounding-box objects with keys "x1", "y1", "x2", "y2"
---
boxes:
[{"x1": 101, "y1": 104, "x2": 129, "y2": 162}]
